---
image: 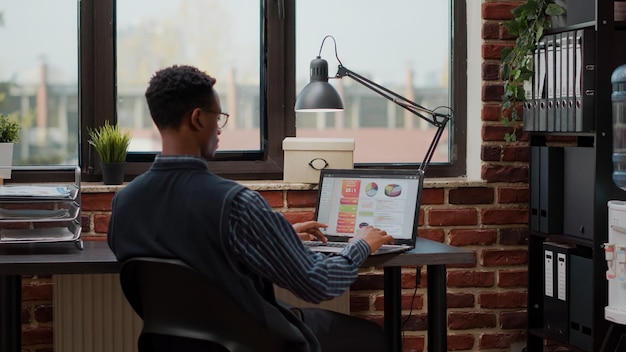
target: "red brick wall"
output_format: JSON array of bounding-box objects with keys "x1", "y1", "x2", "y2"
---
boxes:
[
  {"x1": 29, "y1": 180, "x2": 527, "y2": 352},
  {"x1": 481, "y1": 0, "x2": 530, "y2": 185},
  {"x1": 20, "y1": 1, "x2": 535, "y2": 351},
  {"x1": 22, "y1": 275, "x2": 54, "y2": 350}
]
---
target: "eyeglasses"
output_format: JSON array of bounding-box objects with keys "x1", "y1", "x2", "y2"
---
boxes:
[{"x1": 200, "y1": 110, "x2": 230, "y2": 129}]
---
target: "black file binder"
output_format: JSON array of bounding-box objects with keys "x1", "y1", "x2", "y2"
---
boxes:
[
  {"x1": 543, "y1": 242, "x2": 572, "y2": 343},
  {"x1": 569, "y1": 254, "x2": 592, "y2": 351},
  {"x1": 563, "y1": 147, "x2": 595, "y2": 240},
  {"x1": 530, "y1": 146, "x2": 540, "y2": 231},
  {"x1": 539, "y1": 147, "x2": 564, "y2": 234},
  {"x1": 574, "y1": 29, "x2": 595, "y2": 132},
  {"x1": 530, "y1": 146, "x2": 564, "y2": 233}
]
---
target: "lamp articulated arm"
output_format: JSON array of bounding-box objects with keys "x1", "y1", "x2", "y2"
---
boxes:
[{"x1": 334, "y1": 65, "x2": 453, "y2": 173}]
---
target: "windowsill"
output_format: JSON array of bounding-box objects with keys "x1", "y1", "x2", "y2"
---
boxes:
[{"x1": 80, "y1": 177, "x2": 486, "y2": 193}]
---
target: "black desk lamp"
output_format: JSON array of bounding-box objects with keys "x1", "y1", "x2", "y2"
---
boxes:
[{"x1": 295, "y1": 35, "x2": 453, "y2": 173}]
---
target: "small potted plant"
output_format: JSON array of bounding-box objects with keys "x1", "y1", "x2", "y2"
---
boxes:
[
  {"x1": 0, "y1": 113, "x2": 21, "y2": 180},
  {"x1": 88, "y1": 121, "x2": 131, "y2": 185}
]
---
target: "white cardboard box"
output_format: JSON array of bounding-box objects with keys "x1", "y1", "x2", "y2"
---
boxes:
[{"x1": 282, "y1": 137, "x2": 354, "y2": 183}]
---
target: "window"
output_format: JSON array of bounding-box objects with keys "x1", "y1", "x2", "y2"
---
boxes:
[
  {"x1": 104, "y1": 0, "x2": 293, "y2": 179},
  {"x1": 295, "y1": 0, "x2": 458, "y2": 168},
  {"x1": 116, "y1": 0, "x2": 262, "y2": 156},
  {"x1": 5, "y1": 0, "x2": 465, "y2": 181},
  {"x1": 0, "y1": 0, "x2": 79, "y2": 166}
]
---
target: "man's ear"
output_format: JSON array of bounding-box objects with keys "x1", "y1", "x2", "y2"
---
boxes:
[{"x1": 189, "y1": 108, "x2": 203, "y2": 129}]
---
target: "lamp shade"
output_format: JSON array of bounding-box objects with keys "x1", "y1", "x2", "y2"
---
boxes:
[{"x1": 295, "y1": 57, "x2": 344, "y2": 112}]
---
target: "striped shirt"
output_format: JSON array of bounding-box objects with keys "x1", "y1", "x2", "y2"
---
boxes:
[{"x1": 228, "y1": 188, "x2": 370, "y2": 303}]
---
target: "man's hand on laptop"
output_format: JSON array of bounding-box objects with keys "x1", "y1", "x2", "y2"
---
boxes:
[
  {"x1": 293, "y1": 221, "x2": 328, "y2": 242},
  {"x1": 356, "y1": 226, "x2": 394, "y2": 254}
]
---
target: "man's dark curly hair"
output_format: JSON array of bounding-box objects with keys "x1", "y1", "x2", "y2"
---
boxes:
[{"x1": 145, "y1": 65, "x2": 217, "y2": 130}]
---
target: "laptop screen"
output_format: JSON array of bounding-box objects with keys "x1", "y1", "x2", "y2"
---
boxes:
[{"x1": 314, "y1": 168, "x2": 424, "y2": 245}]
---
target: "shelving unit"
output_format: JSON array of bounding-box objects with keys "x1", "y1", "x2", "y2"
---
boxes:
[
  {"x1": 0, "y1": 166, "x2": 83, "y2": 249},
  {"x1": 525, "y1": 1, "x2": 626, "y2": 351}
]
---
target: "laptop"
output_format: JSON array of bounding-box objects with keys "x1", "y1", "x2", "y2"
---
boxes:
[{"x1": 303, "y1": 168, "x2": 424, "y2": 256}]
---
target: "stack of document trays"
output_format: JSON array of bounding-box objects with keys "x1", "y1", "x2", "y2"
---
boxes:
[{"x1": 0, "y1": 166, "x2": 83, "y2": 249}]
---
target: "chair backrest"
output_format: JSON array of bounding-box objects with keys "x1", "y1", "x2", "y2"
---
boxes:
[{"x1": 120, "y1": 257, "x2": 288, "y2": 352}]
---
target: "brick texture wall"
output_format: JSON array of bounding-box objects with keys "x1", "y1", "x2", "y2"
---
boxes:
[
  {"x1": 22, "y1": 180, "x2": 530, "y2": 352},
  {"x1": 20, "y1": 1, "x2": 537, "y2": 351}
]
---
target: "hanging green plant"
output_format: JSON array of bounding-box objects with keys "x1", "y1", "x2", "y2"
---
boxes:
[{"x1": 500, "y1": 0, "x2": 564, "y2": 142}]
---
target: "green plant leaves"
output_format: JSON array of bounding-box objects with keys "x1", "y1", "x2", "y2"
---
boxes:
[
  {"x1": 505, "y1": 132, "x2": 518, "y2": 143},
  {"x1": 546, "y1": 3, "x2": 566, "y2": 16},
  {"x1": 0, "y1": 113, "x2": 21, "y2": 144},
  {"x1": 87, "y1": 121, "x2": 131, "y2": 163}
]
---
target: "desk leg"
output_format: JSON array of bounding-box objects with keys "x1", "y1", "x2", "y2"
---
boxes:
[
  {"x1": 0, "y1": 275, "x2": 21, "y2": 352},
  {"x1": 384, "y1": 267, "x2": 401, "y2": 352},
  {"x1": 427, "y1": 264, "x2": 447, "y2": 351}
]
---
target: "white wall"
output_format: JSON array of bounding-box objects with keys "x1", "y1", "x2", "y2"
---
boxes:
[{"x1": 466, "y1": 0, "x2": 482, "y2": 180}]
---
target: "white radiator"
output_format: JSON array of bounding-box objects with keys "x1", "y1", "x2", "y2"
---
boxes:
[
  {"x1": 53, "y1": 274, "x2": 142, "y2": 352},
  {"x1": 52, "y1": 274, "x2": 349, "y2": 351}
]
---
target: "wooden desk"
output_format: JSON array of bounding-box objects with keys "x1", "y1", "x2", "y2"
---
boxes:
[{"x1": 0, "y1": 238, "x2": 473, "y2": 352}]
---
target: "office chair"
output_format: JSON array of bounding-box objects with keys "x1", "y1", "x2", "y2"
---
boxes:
[{"x1": 119, "y1": 257, "x2": 289, "y2": 352}]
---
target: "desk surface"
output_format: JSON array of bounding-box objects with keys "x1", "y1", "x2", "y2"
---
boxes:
[
  {"x1": 364, "y1": 237, "x2": 474, "y2": 267},
  {"x1": 0, "y1": 237, "x2": 473, "y2": 276},
  {"x1": 0, "y1": 240, "x2": 120, "y2": 275}
]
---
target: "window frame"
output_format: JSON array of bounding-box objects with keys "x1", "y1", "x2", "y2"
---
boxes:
[
  {"x1": 79, "y1": 0, "x2": 294, "y2": 182},
  {"x1": 11, "y1": 0, "x2": 466, "y2": 182}
]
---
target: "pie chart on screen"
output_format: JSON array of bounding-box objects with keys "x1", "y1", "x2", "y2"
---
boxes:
[
  {"x1": 384, "y1": 184, "x2": 402, "y2": 197},
  {"x1": 365, "y1": 182, "x2": 378, "y2": 197}
]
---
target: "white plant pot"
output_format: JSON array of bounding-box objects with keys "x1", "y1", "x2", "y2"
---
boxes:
[{"x1": 0, "y1": 143, "x2": 14, "y2": 179}]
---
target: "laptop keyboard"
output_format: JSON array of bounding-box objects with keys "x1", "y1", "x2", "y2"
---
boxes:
[
  {"x1": 302, "y1": 241, "x2": 410, "y2": 255},
  {"x1": 303, "y1": 241, "x2": 347, "y2": 248}
]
